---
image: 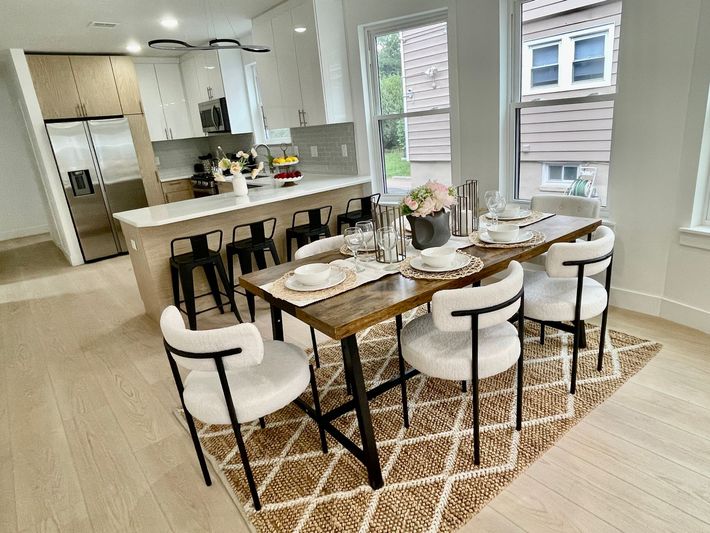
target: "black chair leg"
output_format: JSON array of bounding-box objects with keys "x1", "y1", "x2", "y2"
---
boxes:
[
  {"x1": 426, "y1": 302, "x2": 431, "y2": 313},
  {"x1": 203, "y1": 263, "x2": 225, "y2": 314},
  {"x1": 267, "y1": 242, "x2": 281, "y2": 265},
  {"x1": 310, "y1": 326, "x2": 321, "y2": 368},
  {"x1": 309, "y1": 365, "x2": 328, "y2": 454},
  {"x1": 215, "y1": 259, "x2": 243, "y2": 323},
  {"x1": 258, "y1": 417, "x2": 266, "y2": 429},
  {"x1": 580, "y1": 320, "x2": 587, "y2": 348},
  {"x1": 184, "y1": 408, "x2": 211, "y2": 486},
  {"x1": 170, "y1": 265, "x2": 180, "y2": 307},
  {"x1": 286, "y1": 234, "x2": 293, "y2": 262},
  {"x1": 598, "y1": 306, "x2": 609, "y2": 371},
  {"x1": 472, "y1": 370, "x2": 480, "y2": 466},
  {"x1": 396, "y1": 314, "x2": 409, "y2": 428},
  {"x1": 461, "y1": 381, "x2": 467, "y2": 393},
  {"x1": 516, "y1": 352, "x2": 523, "y2": 431},
  {"x1": 324, "y1": 226, "x2": 331, "y2": 238},
  {"x1": 570, "y1": 319, "x2": 581, "y2": 394},
  {"x1": 226, "y1": 249, "x2": 235, "y2": 289},
  {"x1": 540, "y1": 323, "x2": 545, "y2": 345},
  {"x1": 237, "y1": 251, "x2": 255, "y2": 322},
  {"x1": 231, "y1": 420, "x2": 260, "y2": 510},
  {"x1": 179, "y1": 267, "x2": 198, "y2": 330},
  {"x1": 253, "y1": 249, "x2": 267, "y2": 270}
]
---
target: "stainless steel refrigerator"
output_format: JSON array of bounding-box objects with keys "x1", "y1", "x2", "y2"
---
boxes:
[{"x1": 46, "y1": 118, "x2": 148, "y2": 262}]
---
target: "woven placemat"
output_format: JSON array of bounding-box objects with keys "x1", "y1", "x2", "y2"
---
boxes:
[
  {"x1": 484, "y1": 210, "x2": 554, "y2": 227},
  {"x1": 339, "y1": 244, "x2": 377, "y2": 258},
  {"x1": 270, "y1": 265, "x2": 357, "y2": 302},
  {"x1": 400, "y1": 250, "x2": 483, "y2": 280},
  {"x1": 469, "y1": 230, "x2": 546, "y2": 249}
]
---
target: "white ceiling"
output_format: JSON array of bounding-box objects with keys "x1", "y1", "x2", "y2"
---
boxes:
[{"x1": 0, "y1": 0, "x2": 284, "y2": 56}]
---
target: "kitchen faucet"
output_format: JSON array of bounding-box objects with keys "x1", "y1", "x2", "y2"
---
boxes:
[{"x1": 253, "y1": 144, "x2": 273, "y2": 176}]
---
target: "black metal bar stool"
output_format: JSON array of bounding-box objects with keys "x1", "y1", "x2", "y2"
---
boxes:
[
  {"x1": 285, "y1": 205, "x2": 333, "y2": 261},
  {"x1": 226, "y1": 217, "x2": 280, "y2": 323},
  {"x1": 336, "y1": 193, "x2": 381, "y2": 234},
  {"x1": 169, "y1": 230, "x2": 242, "y2": 330}
]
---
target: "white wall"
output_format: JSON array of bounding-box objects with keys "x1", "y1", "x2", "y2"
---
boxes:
[{"x1": 0, "y1": 54, "x2": 50, "y2": 241}]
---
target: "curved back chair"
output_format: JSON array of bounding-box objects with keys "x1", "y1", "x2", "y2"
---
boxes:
[
  {"x1": 336, "y1": 193, "x2": 381, "y2": 233},
  {"x1": 523, "y1": 225, "x2": 615, "y2": 394},
  {"x1": 399, "y1": 261, "x2": 525, "y2": 465},
  {"x1": 530, "y1": 194, "x2": 601, "y2": 218},
  {"x1": 160, "y1": 306, "x2": 327, "y2": 510},
  {"x1": 294, "y1": 234, "x2": 345, "y2": 369},
  {"x1": 286, "y1": 205, "x2": 333, "y2": 261}
]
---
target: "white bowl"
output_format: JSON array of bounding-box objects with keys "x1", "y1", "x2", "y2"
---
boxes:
[
  {"x1": 487, "y1": 224, "x2": 520, "y2": 242},
  {"x1": 500, "y1": 205, "x2": 521, "y2": 218},
  {"x1": 420, "y1": 247, "x2": 456, "y2": 268},
  {"x1": 293, "y1": 263, "x2": 331, "y2": 286}
]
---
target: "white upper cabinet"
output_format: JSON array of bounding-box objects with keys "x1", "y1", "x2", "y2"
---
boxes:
[
  {"x1": 179, "y1": 55, "x2": 206, "y2": 137},
  {"x1": 218, "y1": 49, "x2": 253, "y2": 134},
  {"x1": 252, "y1": 0, "x2": 353, "y2": 130},
  {"x1": 134, "y1": 60, "x2": 192, "y2": 141},
  {"x1": 200, "y1": 51, "x2": 225, "y2": 100}
]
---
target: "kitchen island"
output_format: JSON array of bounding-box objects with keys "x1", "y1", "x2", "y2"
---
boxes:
[{"x1": 114, "y1": 174, "x2": 372, "y2": 320}]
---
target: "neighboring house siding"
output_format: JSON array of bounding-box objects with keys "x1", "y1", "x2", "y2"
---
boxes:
[{"x1": 401, "y1": 22, "x2": 451, "y2": 163}]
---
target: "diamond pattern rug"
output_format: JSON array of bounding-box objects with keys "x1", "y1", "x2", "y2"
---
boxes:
[{"x1": 177, "y1": 309, "x2": 661, "y2": 532}]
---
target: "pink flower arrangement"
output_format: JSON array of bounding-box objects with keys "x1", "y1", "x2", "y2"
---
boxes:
[{"x1": 400, "y1": 180, "x2": 456, "y2": 217}]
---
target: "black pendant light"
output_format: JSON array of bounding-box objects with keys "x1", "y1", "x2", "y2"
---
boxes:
[{"x1": 148, "y1": 38, "x2": 270, "y2": 52}]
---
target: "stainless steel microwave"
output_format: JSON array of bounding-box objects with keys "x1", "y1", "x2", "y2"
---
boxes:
[{"x1": 199, "y1": 97, "x2": 230, "y2": 134}]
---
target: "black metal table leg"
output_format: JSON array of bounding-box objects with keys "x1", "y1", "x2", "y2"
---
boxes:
[
  {"x1": 270, "y1": 305, "x2": 284, "y2": 341},
  {"x1": 341, "y1": 335, "x2": 384, "y2": 489}
]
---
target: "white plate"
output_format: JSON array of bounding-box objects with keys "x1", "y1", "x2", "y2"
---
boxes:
[
  {"x1": 485, "y1": 209, "x2": 532, "y2": 221},
  {"x1": 410, "y1": 253, "x2": 472, "y2": 272},
  {"x1": 285, "y1": 268, "x2": 347, "y2": 292},
  {"x1": 479, "y1": 230, "x2": 534, "y2": 245}
]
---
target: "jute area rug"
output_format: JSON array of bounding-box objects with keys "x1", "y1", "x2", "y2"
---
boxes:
[{"x1": 178, "y1": 309, "x2": 661, "y2": 533}]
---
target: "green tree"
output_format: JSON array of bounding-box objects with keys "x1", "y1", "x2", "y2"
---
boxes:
[{"x1": 377, "y1": 32, "x2": 405, "y2": 149}]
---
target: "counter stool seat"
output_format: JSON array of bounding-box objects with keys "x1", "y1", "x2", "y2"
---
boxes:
[
  {"x1": 169, "y1": 230, "x2": 242, "y2": 330},
  {"x1": 286, "y1": 206, "x2": 333, "y2": 261},
  {"x1": 226, "y1": 218, "x2": 280, "y2": 322}
]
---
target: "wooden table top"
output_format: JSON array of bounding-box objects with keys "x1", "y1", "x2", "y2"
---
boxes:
[{"x1": 239, "y1": 215, "x2": 602, "y2": 340}]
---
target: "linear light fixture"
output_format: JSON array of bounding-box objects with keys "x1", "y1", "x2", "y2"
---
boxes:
[{"x1": 148, "y1": 38, "x2": 269, "y2": 52}]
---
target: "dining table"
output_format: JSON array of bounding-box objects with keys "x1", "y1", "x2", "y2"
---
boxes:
[{"x1": 239, "y1": 214, "x2": 602, "y2": 490}]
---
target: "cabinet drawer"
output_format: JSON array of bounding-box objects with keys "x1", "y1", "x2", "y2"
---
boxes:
[
  {"x1": 161, "y1": 179, "x2": 192, "y2": 193},
  {"x1": 165, "y1": 189, "x2": 194, "y2": 203}
]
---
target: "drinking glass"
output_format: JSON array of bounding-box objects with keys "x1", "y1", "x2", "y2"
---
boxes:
[
  {"x1": 343, "y1": 227, "x2": 365, "y2": 272},
  {"x1": 376, "y1": 226, "x2": 399, "y2": 270},
  {"x1": 355, "y1": 220, "x2": 375, "y2": 261},
  {"x1": 484, "y1": 190, "x2": 507, "y2": 228}
]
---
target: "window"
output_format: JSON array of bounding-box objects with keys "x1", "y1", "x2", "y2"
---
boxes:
[
  {"x1": 531, "y1": 44, "x2": 559, "y2": 87},
  {"x1": 512, "y1": 0, "x2": 622, "y2": 207},
  {"x1": 366, "y1": 14, "x2": 452, "y2": 194},
  {"x1": 522, "y1": 25, "x2": 614, "y2": 95}
]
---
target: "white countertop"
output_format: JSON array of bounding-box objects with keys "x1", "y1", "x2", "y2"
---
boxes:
[
  {"x1": 114, "y1": 174, "x2": 373, "y2": 228},
  {"x1": 159, "y1": 174, "x2": 193, "y2": 183}
]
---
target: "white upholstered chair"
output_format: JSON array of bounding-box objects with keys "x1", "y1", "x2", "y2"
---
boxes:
[
  {"x1": 160, "y1": 305, "x2": 327, "y2": 511},
  {"x1": 294, "y1": 235, "x2": 345, "y2": 368},
  {"x1": 398, "y1": 261, "x2": 525, "y2": 465},
  {"x1": 530, "y1": 194, "x2": 601, "y2": 218},
  {"x1": 523, "y1": 226, "x2": 614, "y2": 394}
]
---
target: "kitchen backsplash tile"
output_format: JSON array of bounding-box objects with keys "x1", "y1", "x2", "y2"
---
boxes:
[
  {"x1": 290, "y1": 122, "x2": 357, "y2": 175},
  {"x1": 152, "y1": 137, "x2": 210, "y2": 179},
  {"x1": 206, "y1": 133, "x2": 255, "y2": 157}
]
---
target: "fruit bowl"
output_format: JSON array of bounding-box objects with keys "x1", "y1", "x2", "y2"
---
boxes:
[
  {"x1": 273, "y1": 170, "x2": 303, "y2": 186},
  {"x1": 272, "y1": 157, "x2": 299, "y2": 166}
]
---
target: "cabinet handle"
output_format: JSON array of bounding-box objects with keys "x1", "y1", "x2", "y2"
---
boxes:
[
  {"x1": 169, "y1": 128, "x2": 173, "y2": 139},
  {"x1": 81, "y1": 103, "x2": 87, "y2": 116},
  {"x1": 139, "y1": 101, "x2": 144, "y2": 114},
  {"x1": 76, "y1": 104, "x2": 81, "y2": 117},
  {"x1": 302, "y1": 109, "x2": 307, "y2": 127},
  {"x1": 297, "y1": 109, "x2": 302, "y2": 127},
  {"x1": 261, "y1": 106, "x2": 268, "y2": 130},
  {"x1": 164, "y1": 128, "x2": 169, "y2": 139}
]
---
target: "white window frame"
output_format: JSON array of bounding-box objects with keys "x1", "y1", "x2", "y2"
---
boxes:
[
  {"x1": 522, "y1": 23, "x2": 615, "y2": 96},
  {"x1": 509, "y1": 0, "x2": 618, "y2": 211},
  {"x1": 363, "y1": 10, "x2": 452, "y2": 196}
]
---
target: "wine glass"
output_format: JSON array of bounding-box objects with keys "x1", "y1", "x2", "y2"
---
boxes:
[
  {"x1": 355, "y1": 220, "x2": 374, "y2": 261},
  {"x1": 343, "y1": 227, "x2": 365, "y2": 272},
  {"x1": 484, "y1": 191, "x2": 507, "y2": 229},
  {"x1": 376, "y1": 226, "x2": 399, "y2": 270}
]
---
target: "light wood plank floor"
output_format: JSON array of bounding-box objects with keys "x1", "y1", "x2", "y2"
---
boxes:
[{"x1": 1, "y1": 235, "x2": 709, "y2": 532}]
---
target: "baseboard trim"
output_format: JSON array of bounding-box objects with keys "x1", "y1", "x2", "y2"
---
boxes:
[
  {"x1": 0, "y1": 224, "x2": 50, "y2": 242},
  {"x1": 611, "y1": 286, "x2": 710, "y2": 334}
]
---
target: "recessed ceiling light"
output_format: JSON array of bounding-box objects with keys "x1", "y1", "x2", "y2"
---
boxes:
[
  {"x1": 126, "y1": 42, "x2": 142, "y2": 53},
  {"x1": 294, "y1": 26, "x2": 307, "y2": 33},
  {"x1": 160, "y1": 17, "x2": 179, "y2": 29}
]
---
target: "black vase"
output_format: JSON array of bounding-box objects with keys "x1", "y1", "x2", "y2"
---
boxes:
[{"x1": 408, "y1": 210, "x2": 451, "y2": 250}]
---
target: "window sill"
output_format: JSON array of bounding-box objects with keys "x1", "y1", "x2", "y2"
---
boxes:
[
  {"x1": 539, "y1": 183, "x2": 571, "y2": 192},
  {"x1": 679, "y1": 226, "x2": 710, "y2": 250}
]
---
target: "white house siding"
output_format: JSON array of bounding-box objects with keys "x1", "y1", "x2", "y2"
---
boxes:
[
  {"x1": 519, "y1": 0, "x2": 622, "y2": 204},
  {"x1": 401, "y1": 22, "x2": 452, "y2": 184}
]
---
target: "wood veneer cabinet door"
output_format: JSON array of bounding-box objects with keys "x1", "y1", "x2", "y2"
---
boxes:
[
  {"x1": 110, "y1": 56, "x2": 143, "y2": 115},
  {"x1": 69, "y1": 56, "x2": 122, "y2": 117},
  {"x1": 126, "y1": 114, "x2": 165, "y2": 206},
  {"x1": 26, "y1": 55, "x2": 82, "y2": 119}
]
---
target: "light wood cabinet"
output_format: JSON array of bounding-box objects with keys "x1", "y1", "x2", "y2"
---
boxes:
[
  {"x1": 126, "y1": 115, "x2": 164, "y2": 206},
  {"x1": 26, "y1": 55, "x2": 82, "y2": 119},
  {"x1": 69, "y1": 56, "x2": 122, "y2": 117},
  {"x1": 161, "y1": 179, "x2": 194, "y2": 203},
  {"x1": 251, "y1": 0, "x2": 352, "y2": 130},
  {"x1": 110, "y1": 56, "x2": 143, "y2": 115}
]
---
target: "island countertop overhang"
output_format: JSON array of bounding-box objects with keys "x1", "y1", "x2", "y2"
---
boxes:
[{"x1": 114, "y1": 174, "x2": 374, "y2": 228}]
